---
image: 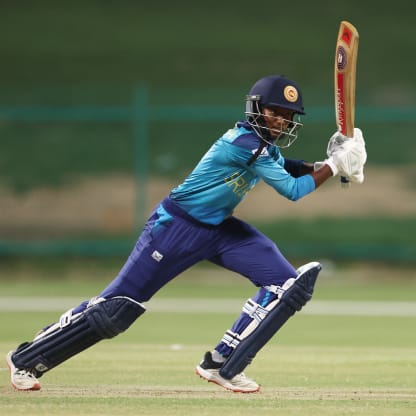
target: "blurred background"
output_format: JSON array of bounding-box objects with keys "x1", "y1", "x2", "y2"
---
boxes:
[{"x1": 0, "y1": 0, "x2": 415, "y2": 265}]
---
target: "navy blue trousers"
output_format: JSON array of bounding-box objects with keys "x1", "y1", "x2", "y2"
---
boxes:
[{"x1": 99, "y1": 197, "x2": 297, "y2": 303}]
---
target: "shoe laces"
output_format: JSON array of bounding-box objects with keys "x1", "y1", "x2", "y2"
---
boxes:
[{"x1": 14, "y1": 369, "x2": 37, "y2": 380}]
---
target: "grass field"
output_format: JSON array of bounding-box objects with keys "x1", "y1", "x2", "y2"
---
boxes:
[{"x1": 0, "y1": 261, "x2": 415, "y2": 415}]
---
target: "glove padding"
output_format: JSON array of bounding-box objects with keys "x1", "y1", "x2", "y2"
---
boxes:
[{"x1": 315, "y1": 128, "x2": 367, "y2": 183}]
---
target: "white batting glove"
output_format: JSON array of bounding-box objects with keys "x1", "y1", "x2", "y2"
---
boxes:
[
  {"x1": 327, "y1": 128, "x2": 366, "y2": 156},
  {"x1": 348, "y1": 169, "x2": 365, "y2": 184},
  {"x1": 314, "y1": 158, "x2": 338, "y2": 175},
  {"x1": 326, "y1": 130, "x2": 348, "y2": 157},
  {"x1": 341, "y1": 128, "x2": 367, "y2": 182},
  {"x1": 328, "y1": 129, "x2": 366, "y2": 179},
  {"x1": 315, "y1": 128, "x2": 367, "y2": 181},
  {"x1": 315, "y1": 129, "x2": 352, "y2": 175}
]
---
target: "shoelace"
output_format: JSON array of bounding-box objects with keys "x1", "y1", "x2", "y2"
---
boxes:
[{"x1": 15, "y1": 369, "x2": 36, "y2": 379}]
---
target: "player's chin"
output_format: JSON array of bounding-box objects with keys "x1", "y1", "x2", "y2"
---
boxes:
[{"x1": 269, "y1": 130, "x2": 281, "y2": 139}]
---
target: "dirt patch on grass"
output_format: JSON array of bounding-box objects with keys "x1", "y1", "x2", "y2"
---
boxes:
[{"x1": 0, "y1": 166, "x2": 414, "y2": 236}]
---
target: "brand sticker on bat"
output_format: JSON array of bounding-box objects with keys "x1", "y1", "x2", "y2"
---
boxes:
[{"x1": 336, "y1": 46, "x2": 347, "y2": 70}]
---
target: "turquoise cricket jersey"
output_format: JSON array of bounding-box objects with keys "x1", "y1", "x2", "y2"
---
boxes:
[{"x1": 169, "y1": 121, "x2": 315, "y2": 225}]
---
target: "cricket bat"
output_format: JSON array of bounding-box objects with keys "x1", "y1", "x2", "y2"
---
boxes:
[{"x1": 334, "y1": 20, "x2": 359, "y2": 187}]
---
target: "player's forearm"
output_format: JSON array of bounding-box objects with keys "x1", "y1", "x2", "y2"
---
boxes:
[
  {"x1": 286, "y1": 160, "x2": 332, "y2": 188},
  {"x1": 309, "y1": 164, "x2": 333, "y2": 188}
]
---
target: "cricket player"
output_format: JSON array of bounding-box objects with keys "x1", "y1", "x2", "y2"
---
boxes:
[{"x1": 6, "y1": 75, "x2": 366, "y2": 393}]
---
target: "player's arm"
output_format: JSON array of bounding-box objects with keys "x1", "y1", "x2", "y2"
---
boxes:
[
  {"x1": 255, "y1": 157, "x2": 315, "y2": 201},
  {"x1": 284, "y1": 159, "x2": 314, "y2": 177},
  {"x1": 284, "y1": 158, "x2": 331, "y2": 188},
  {"x1": 284, "y1": 127, "x2": 366, "y2": 188},
  {"x1": 309, "y1": 164, "x2": 333, "y2": 188}
]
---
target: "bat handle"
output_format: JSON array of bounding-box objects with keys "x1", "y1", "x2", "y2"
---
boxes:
[{"x1": 340, "y1": 176, "x2": 350, "y2": 188}]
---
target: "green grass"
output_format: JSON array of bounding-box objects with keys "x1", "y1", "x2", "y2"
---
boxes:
[
  {"x1": 0, "y1": 257, "x2": 416, "y2": 300},
  {"x1": 1, "y1": 343, "x2": 415, "y2": 416},
  {"x1": 0, "y1": 262, "x2": 415, "y2": 414}
]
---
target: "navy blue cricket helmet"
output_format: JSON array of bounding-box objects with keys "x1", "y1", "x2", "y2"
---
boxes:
[{"x1": 246, "y1": 75, "x2": 305, "y2": 114}]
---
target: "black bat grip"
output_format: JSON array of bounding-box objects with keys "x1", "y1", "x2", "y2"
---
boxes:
[{"x1": 340, "y1": 175, "x2": 350, "y2": 187}]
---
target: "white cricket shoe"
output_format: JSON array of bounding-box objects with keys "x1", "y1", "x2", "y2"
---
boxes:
[
  {"x1": 6, "y1": 350, "x2": 41, "y2": 391},
  {"x1": 195, "y1": 351, "x2": 260, "y2": 393}
]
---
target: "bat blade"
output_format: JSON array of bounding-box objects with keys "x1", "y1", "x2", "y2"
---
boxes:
[{"x1": 334, "y1": 21, "x2": 359, "y2": 187}]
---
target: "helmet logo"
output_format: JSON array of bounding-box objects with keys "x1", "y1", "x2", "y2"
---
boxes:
[{"x1": 283, "y1": 85, "x2": 298, "y2": 103}]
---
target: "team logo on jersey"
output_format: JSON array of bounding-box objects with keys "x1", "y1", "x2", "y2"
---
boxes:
[
  {"x1": 224, "y1": 172, "x2": 253, "y2": 198},
  {"x1": 283, "y1": 85, "x2": 299, "y2": 103},
  {"x1": 251, "y1": 147, "x2": 269, "y2": 157}
]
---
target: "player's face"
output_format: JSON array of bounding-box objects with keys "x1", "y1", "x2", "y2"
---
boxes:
[{"x1": 262, "y1": 107, "x2": 295, "y2": 138}]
